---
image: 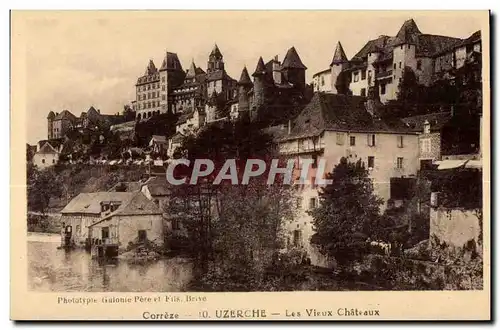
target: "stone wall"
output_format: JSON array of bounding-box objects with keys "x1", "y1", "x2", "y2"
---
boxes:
[{"x1": 430, "y1": 207, "x2": 481, "y2": 250}]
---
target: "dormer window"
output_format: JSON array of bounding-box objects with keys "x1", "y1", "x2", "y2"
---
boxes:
[
  {"x1": 101, "y1": 202, "x2": 110, "y2": 213},
  {"x1": 423, "y1": 120, "x2": 431, "y2": 134}
]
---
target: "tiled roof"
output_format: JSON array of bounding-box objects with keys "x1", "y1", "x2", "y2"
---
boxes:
[
  {"x1": 393, "y1": 19, "x2": 422, "y2": 46},
  {"x1": 237, "y1": 67, "x2": 253, "y2": 85},
  {"x1": 47, "y1": 111, "x2": 55, "y2": 119},
  {"x1": 252, "y1": 57, "x2": 267, "y2": 76},
  {"x1": 150, "y1": 135, "x2": 167, "y2": 143},
  {"x1": 37, "y1": 141, "x2": 59, "y2": 154},
  {"x1": 282, "y1": 92, "x2": 415, "y2": 140},
  {"x1": 281, "y1": 46, "x2": 307, "y2": 70},
  {"x1": 206, "y1": 70, "x2": 233, "y2": 82},
  {"x1": 401, "y1": 112, "x2": 452, "y2": 132},
  {"x1": 210, "y1": 44, "x2": 223, "y2": 58},
  {"x1": 160, "y1": 52, "x2": 183, "y2": 71},
  {"x1": 145, "y1": 59, "x2": 158, "y2": 75},
  {"x1": 186, "y1": 61, "x2": 198, "y2": 79},
  {"x1": 61, "y1": 192, "x2": 136, "y2": 214},
  {"x1": 53, "y1": 110, "x2": 77, "y2": 121},
  {"x1": 330, "y1": 42, "x2": 348, "y2": 65}
]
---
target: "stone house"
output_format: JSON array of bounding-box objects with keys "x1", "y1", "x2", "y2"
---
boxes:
[{"x1": 32, "y1": 140, "x2": 62, "y2": 168}]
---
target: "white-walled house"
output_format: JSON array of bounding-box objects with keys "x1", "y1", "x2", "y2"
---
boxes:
[
  {"x1": 277, "y1": 92, "x2": 420, "y2": 265},
  {"x1": 33, "y1": 141, "x2": 62, "y2": 168}
]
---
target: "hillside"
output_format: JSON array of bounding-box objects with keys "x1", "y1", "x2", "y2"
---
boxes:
[{"x1": 40, "y1": 164, "x2": 148, "y2": 212}]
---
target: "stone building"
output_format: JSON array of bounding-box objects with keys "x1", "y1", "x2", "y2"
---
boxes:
[
  {"x1": 277, "y1": 92, "x2": 420, "y2": 266},
  {"x1": 235, "y1": 46, "x2": 310, "y2": 124},
  {"x1": 135, "y1": 53, "x2": 185, "y2": 120},
  {"x1": 313, "y1": 19, "x2": 481, "y2": 103}
]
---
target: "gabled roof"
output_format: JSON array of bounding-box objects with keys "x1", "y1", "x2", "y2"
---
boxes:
[
  {"x1": 401, "y1": 112, "x2": 452, "y2": 132},
  {"x1": 283, "y1": 93, "x2": 415, "y2": 140},
  {"x1": 53, "y1": 110, "x2": 77, "y2": 121},
  {"x1": 61, "y1": 192, "x2": 136, "y2": 214},
  {"x1": 237, "y1": 67, "x2": 253, "y2": 86},
  {"x1": 252, "y1": 57, "x2": 267, "y2": 76},
  {"x1": 281, "y1": 46, "x2": 307, "y2": 70},
  {"x1": 330, "y1": 42, "x2": 348, "y2": 65},
  {"x1": 36, "y1": 141, "x2": 59, "y2": 154}
]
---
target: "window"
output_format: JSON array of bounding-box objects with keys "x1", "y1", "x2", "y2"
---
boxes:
[
  {"x1": 138, "y1": 230, "x2": 147, "y2": 242},
  {"x1": 350, "y1": 136, "x2": 356, "y2": 146},
  {"x1": 293, "y1": 230, "x2": 302, "y2": 247},
  {"x1": 296, "y1": 197, "x2": 302, "y2": 208},
  {"x1": 423, "y1": 120, "x2": 431, "y2": 134},
  {"x1": 393, "y1": 63, "x2": 396, "y2": 69},
  {"x1": 367, "y1": 134, "x2": 376, "y2": 147},
  {"x1": 397, "y1": 135, "x2": 404, "y2": 148},
  {"x1": 52, "y1": 159, "x2": 55, "y2": 164},
  {"x1": 360, "y1": 88, "x2": 366, "y2": 97},
  {"x1": 162, "y1": 77, "x2": 165, "y2": 82},
  {"x1": 162, "y1": 95, "x2": 166, "y2": 100},
  {"x1": 353, "y1": 72, "x2": 359, "y2": 82},
  {"x1": 41, "y1": 159, "x2": 45, "y2": 164},
  {"x1": 417, "y1": 60, "x2": 422, "y2": 70},
  {"x1": 399, "y1": 61, "x2": 402, "y2": 69},
  {"x1": 171, "y1": 218, "x2": 180, "y2": 230},
  {"x1": 380, "y1": 83, "x2": 386, "y2": 95},
  {"x1": 321, "y1": 76, "x2": 325, "y2": 86},
  {"x1": 397, "y1": 157, "x2": 404, "y2": 169},
  {"x1": 336, "y1": 133, "x2": 345, "y2": 145},
  {"x1": 368, "y1": 156, "x2": 375, "y2": 169},
  {"x1": 361, "y1": 70, "x2": 366, "y2": 80},
  {"x1": 401, "y1": 45, "x2": 403, "y2": 50},
  {"x1": 312, "y1": 155, "x2": 318, "y2": 169},
  {"x1": 309, "y1": 197, "x2": 317, "y2": 209},
  {"x1": 162, "y1": 85, "x2": 165, "y2": 91}
]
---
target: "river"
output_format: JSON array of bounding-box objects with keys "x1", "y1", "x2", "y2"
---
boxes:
[{"x1": 27, "y1": 233, "x2": 194, "y2": 292}]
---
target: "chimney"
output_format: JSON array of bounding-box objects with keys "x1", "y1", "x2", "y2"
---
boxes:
[
  {"x1": 98, "y1": 109, "x2": 101, "y2": 114},
  {"x1": 288, "y1": 119, "x2": 292, "y2": 135}
]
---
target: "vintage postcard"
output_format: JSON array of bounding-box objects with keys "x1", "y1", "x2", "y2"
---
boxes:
[{"x1": 10, "y1": 10, "x2": 490, "y2": 321}]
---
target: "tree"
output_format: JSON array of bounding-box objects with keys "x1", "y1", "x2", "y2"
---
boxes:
[
  {"x1": 27, "y1": 163, "x2": 62, "y2": 215},
  {"x1": 309, "y1": 157, "x2": 383, "y2": 266},
  {"x1": 122, "y1": 104, "x2": 136, "y2": 122}
]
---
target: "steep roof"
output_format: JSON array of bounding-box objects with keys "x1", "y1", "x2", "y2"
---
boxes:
[
  {"x1": 237, "y1": 67, "x2": 253, "y2": 86},
  {"x1": 36, "y1": 141, "x2": 59, "y2": 154},
  {"x1": 393, "y1": 19, "x2": 422, "y2": 46},
  {"x1": 401, "y1": 112, "x2": 452, "y2": 132},
  {"x1": 281, "y1": 46, "x2": 307, "y2": 70},
  {"x1": 283, "y1": 93, "x2": 415, "y2": 140},
  {"x1": 53, "y1": 110, "x2": 77, "y2": 121},
  {"x1": 160, "y1": 52, "x2": 183, "y2": 71},
  {"x1": 145, "y1": 59, "x2": 158, "y2": 75},
  {"x1": 186, "y1": 61, "x2": 198, "y2": 79},
  {"x1": 47, "y1": 111, "x2": 55, "y2": 119},
  {"x1": 252, "y1": 57, "x2": 267, "y2": 76},
  {"x1": 330, "y1": 42, "x2": 348, "y2": 65},
  {"x1": 210, "y1": 43, "x2": 223, "y2": 58},
  {"x1": 206, "y1": 70, "x2": 234, "y2": 82}
]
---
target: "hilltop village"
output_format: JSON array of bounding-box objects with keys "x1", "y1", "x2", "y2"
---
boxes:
[{"x1": 27, "y1": 19, "x2": 484, "y2": 290}]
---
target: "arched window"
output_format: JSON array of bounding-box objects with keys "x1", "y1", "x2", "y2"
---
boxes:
[
  {"x1": 137, "y1": 113, "x2": 142, "y2": 120},
  {"x1": 148, "y1": 111, "x2": 151, "y2": 117}
]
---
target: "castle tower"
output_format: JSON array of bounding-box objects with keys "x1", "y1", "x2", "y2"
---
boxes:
[
  {"x1": 159, "y1": 52, "x2": 185, "y2": 114},
  {"x1": 281, "y1": 46, "x2": 307, "y2": 92},
  {"x1": 251, "y1": 57, "x2": 268, "y2": 112},
  {"x1": 237, "y1": 67, "x2": 253, "y2": 115},
  {"x1": 47, "y1": 111, "x2": 55, "y2": 139},
  {"x1": 207, "y1": 43, "x2": 224, "y2": 73},
  {"x1": 330, "y1": 41, "x2": 349, "y2": 94}
]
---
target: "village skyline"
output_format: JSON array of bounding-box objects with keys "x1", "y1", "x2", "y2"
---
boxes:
[{"x1": 24, "y1": 11, "x2": 482, "y2": 145}]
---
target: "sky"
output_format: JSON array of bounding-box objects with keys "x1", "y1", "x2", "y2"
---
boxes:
[{"x1": 17, "y1": 10, "x2": 485, "y2": 145}]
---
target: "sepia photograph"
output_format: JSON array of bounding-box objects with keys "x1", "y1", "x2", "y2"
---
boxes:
[{"x1": 11, "y1": 9, "x2": 490, "y2": 320}]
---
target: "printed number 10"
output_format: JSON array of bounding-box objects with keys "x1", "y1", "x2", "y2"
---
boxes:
[{"x1": 199, "y1": 311, "x2": 209, "y2": 318}]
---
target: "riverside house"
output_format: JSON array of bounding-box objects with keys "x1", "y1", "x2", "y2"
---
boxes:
[{"x1": 59, "y1": 192, "x2": 164, "y2": 256}]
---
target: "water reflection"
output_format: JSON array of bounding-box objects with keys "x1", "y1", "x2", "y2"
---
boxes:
[{"x1": 27, "y1": 234, "x2": 194, "y2": 292}]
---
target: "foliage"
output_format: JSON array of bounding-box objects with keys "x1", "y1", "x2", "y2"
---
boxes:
[
  {"x1": 168, "y1": 119, "x2": 297, "y2": 289},
  {"x1": 27, "y1": 163, "x2": 62, "y2": 214},
  {"x1": 309, "y1": 157, "x2": 383, "y2": 266}
]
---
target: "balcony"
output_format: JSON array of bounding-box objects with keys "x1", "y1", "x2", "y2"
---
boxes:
[{"x1": 375, "y1": 70, "x2": 393, "y2": 80}]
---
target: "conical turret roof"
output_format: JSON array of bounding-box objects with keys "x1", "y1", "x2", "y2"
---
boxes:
[
  {"x1": 394, "y1": 18, "x2": 421, "y2": 45},
  {"x1": 238, "y1": 67, "x2": 253, "y2": 86},
  {"x1": 186, "y1": 60, "x2": 197, "y2": 78},
  {"x1": 210, "y1": 43, "x2": 223, "y2": 58},
  {"x1": 47, "y1": 111, "x2": 55, "y2": 119},
  {"x1": 330, "y1": 41, "x2": 348, "y2": 66},
  {"x1": 252, "y1": 57, "x2": 267, "y2": 76},
  {"x1": 281, "y1": 46, "x2": 307, "y2": 70}
]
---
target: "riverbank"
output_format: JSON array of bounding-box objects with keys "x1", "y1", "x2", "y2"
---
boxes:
[{"x1": 27, "y1": 213, "x2": 61, "y2": 234}]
